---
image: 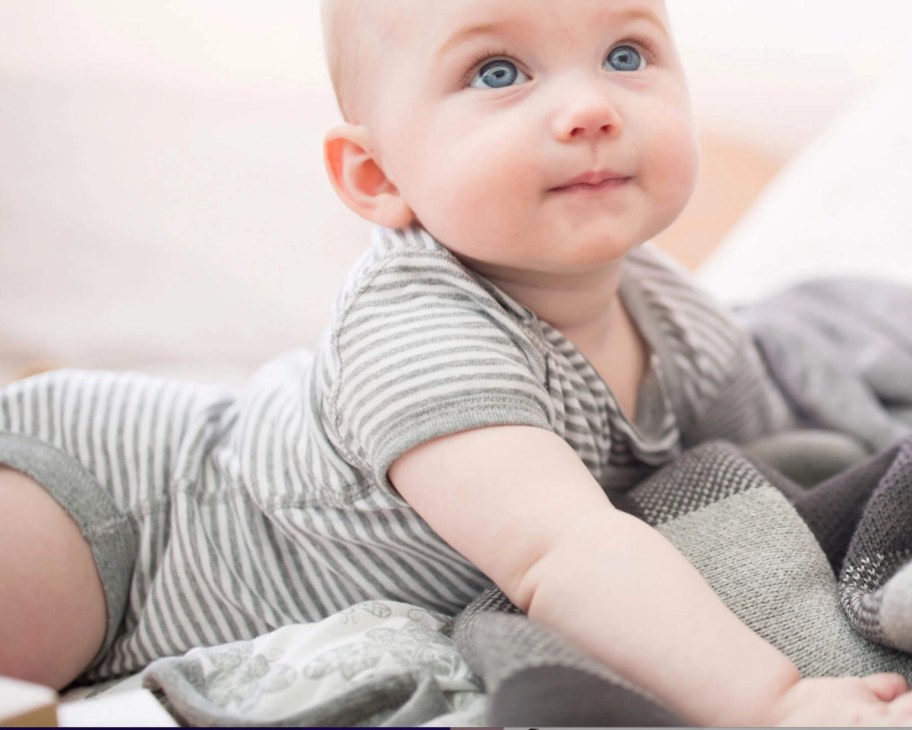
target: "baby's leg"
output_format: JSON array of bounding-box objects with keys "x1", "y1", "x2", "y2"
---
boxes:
[
  {"x1": 0, "y1": 466, "x2": 106, "y2": 689},
  {"x1": 0, "y1": 368, "x2": 237, "y2": 685}
]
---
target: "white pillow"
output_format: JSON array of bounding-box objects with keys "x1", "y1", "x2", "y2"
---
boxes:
[{"x1": 697, "y1": 52, "x2": 912, "y2": 306}]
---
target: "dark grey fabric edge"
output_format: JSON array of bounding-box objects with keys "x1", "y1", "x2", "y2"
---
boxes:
[{"x1": 489, "y1": 665, "x2": 684, "y2": 727}]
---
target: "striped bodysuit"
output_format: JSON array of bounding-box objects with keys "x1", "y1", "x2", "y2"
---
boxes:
[{"x1": 0, "y1": 225, "x2": 793, "y2": 682}]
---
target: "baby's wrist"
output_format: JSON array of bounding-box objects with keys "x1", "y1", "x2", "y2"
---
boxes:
[{"x1": 705, "y1": 657, "x2": 801, "y2": 727}]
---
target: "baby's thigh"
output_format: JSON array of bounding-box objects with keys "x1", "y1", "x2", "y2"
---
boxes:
[
  {"x1": 0, "y1": 369, "x2": 234, "y2": 681},
  {"x1": 0, "y1": 466, "x2": 106, "y2": 689}
]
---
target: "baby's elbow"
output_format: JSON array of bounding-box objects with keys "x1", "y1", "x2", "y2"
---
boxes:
[{"x1": 506, "y1": 538, "x2": 556, "y2": 614}]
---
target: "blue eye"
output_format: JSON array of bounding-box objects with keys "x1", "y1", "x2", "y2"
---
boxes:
[
  {"x1": 604, "y1": 45, "x2": 646, "y2": 72},
  {"x1": 469, "y1": 59, "x2": 529, "y2": 89}
]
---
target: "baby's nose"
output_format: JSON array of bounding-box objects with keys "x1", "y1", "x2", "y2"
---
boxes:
[{"x1": 552, "y1": 84, "x2": 622, "y2": 141}]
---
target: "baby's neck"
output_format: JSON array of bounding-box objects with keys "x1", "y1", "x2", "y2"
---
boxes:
[{"x1": 485, "y1": 262, "x2": 625, "y2": 350}]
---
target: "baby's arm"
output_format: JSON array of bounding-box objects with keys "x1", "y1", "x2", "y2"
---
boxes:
[{"x1": 390, "y1": 425, "x2": 912, "y2": 727}]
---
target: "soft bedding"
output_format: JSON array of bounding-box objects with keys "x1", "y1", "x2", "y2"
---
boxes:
[
  {"x1": 141, "y1": 602, "x2": 486, "y2": 727},
  {"x1": 65, "y1": 602, "x2": 486, "y2": 726}
]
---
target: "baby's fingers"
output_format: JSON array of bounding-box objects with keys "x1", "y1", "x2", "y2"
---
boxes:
[
  {"x1": 887, "y1": 689, "x2": 912, "y2": 721},
  {"x1": 863, "y1": 673, "x2": 911, "y2": 702}
]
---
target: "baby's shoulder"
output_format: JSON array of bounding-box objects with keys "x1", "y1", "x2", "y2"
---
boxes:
[
  {"x1": 321, "y1": 227, "x2": 548, "y2": 392},
  {"x1": 330, "y1": 226, "x2": 521, "y2": 337}
]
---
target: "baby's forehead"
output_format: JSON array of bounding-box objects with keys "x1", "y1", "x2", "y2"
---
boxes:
[
  {"x1": 330, "y1": 0, "x2": 671, "y2": 49},
  {"x1": 323, "y1": 0, "x2": 403, "y2": 41}
]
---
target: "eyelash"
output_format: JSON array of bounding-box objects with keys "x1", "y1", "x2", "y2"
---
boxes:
[
  {"x1": 616, "y1": 34, "x2": 657, "y2": 66},
  {"x1": 462, "y1": 35, "x2": 658, "y2": 87}
]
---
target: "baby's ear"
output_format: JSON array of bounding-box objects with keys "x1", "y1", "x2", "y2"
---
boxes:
[{"x1": 323, "y1": 123, "x2": 415, "y2": 229}]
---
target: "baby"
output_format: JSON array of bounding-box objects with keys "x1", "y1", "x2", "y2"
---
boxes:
[{"x1": 1, "y1": 0, "x2": 912, "y2": 725}]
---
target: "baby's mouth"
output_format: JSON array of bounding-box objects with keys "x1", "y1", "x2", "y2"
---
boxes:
[{"x1": 548, "y1": 170, "x2": 632, "y2": 193}]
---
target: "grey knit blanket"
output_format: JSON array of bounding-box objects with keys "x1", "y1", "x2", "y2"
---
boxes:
[{"x1": 454, "y1": 437, "x2": 912, "y2": 726}]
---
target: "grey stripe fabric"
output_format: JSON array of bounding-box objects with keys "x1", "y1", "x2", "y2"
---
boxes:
[{"x1": 0, "y1": 225, "x2": 793, "y2": 682}]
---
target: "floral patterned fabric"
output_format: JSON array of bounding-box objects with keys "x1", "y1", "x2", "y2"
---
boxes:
[{"x1": 140, "y1": 601, "x2": 485, "y2": 726}]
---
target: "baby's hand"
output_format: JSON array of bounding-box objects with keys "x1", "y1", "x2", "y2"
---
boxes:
[{"x1": 771, "y1": 674, "x2": 912, "y2": 727}]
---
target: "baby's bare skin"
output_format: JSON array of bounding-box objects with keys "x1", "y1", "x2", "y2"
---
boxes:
[{"x1": 0, "y1": 467, "x2": 106, "y2": 688}]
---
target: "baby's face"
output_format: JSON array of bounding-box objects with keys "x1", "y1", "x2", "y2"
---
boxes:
[{"x1": 361, "y1": 0, "x2": 698, "y2": 284}]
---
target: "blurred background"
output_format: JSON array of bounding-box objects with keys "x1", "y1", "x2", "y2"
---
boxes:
[{"x1": 2, "y1": 1, "x2": 912, "y2": 385}]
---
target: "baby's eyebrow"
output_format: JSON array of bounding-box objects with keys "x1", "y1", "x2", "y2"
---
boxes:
[
  {"x1": 436, "y1": 6, "x2": 668, "y2": 61},
  {"x1": 435, "y1": 20, "x2": 513, "y2": 61}
]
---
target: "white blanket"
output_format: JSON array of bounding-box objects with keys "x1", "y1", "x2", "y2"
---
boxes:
[{"x1": 129, "y1": 601, "x2": 486, "y2": 726}]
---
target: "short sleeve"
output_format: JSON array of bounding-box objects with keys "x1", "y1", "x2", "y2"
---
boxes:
[{"x1": 327, "y1": 249, "x2": 555, "y2": 497}]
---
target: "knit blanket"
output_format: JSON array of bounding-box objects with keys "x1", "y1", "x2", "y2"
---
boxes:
[{"x1": 454, "y1": 438, "x2": 912, "y2": 726}]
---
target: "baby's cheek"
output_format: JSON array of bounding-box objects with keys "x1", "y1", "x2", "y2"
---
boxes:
[
  {"x1": 414, "y1": 148, "x2": 528, "y2": 255},
  {"x1": 648, "y1": 121, "x2": 700, "y2": 218}
]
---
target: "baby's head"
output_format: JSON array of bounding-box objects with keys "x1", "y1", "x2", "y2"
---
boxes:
[
  {"x1": 322, "y1": 0, "x2": 699, "y2": 283},
  {"x1": 321, "y1": 0, "x2": 395, "y2": 125}
]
